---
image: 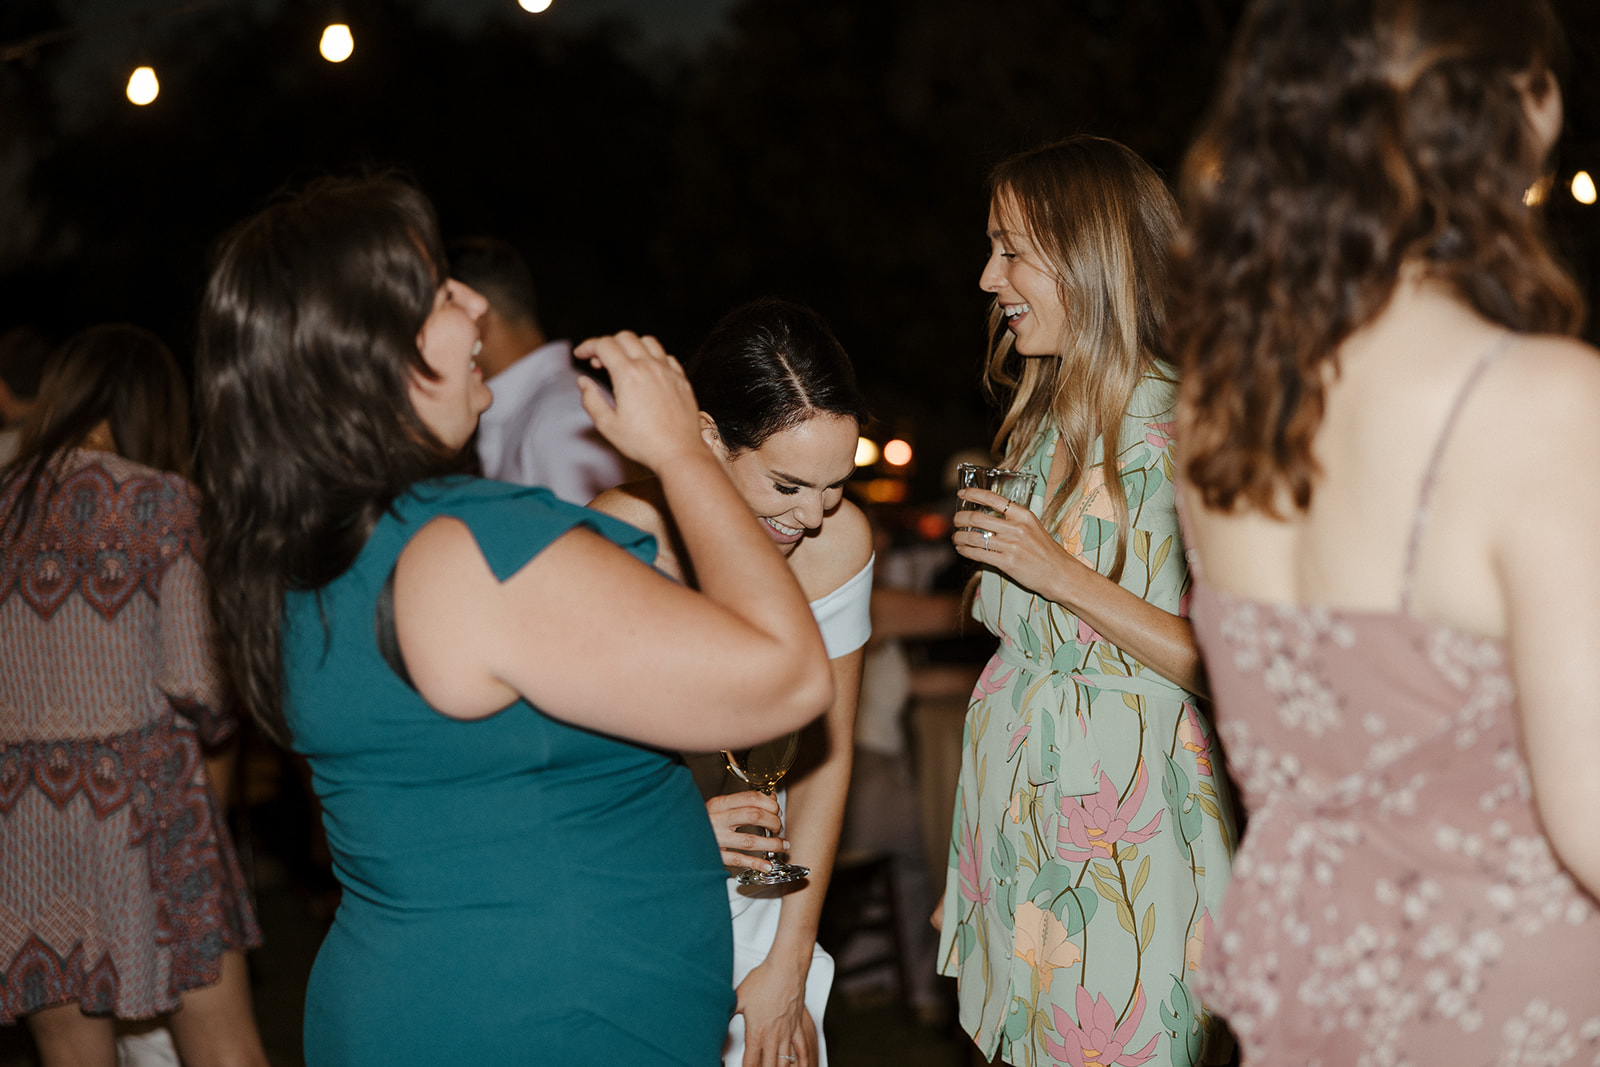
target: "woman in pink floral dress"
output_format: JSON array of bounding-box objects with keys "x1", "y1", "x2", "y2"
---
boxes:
[
  {"x1": 0, "y1": 326, "x2": 265, "y2": 1065},
  {"x1": 1173, "y1": 1, "x2": 1600, "y2": 1063},
  {"x1": 934, "y1": 137, "x2": 1239, "y2": 1067}
]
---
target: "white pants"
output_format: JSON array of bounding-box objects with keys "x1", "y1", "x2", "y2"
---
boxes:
[{"x1": 725, "y1": 878, "x2": 834, "y2": 1067}]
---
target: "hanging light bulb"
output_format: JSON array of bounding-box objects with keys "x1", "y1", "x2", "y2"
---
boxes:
[
  {"x1": 126, "y1": 65, "x2": 159, "y2": 105},
  {"x1": 1573, "y1": 171, "x2": 1598, "y2": 206},
  {"x1": 518, "y1": 0, "x2": 554, "y2": 12},
  {"x1": 320, "y1": 23, "x2": 354, "y2": 63}
]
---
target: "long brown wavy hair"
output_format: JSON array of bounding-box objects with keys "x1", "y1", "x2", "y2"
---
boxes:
[
  {"x1": 1172, "y1": 0, "x2": 1583, "y2": 515},
  {"x1": 1, "y1": 325, "x2": 190, "y2": 545},
  {"x1": 984, "y1": 136, "x2": 1180, "y2": 583},
  {"x1": 194, "y1": 175, "x2": 468, "y2": 744}
]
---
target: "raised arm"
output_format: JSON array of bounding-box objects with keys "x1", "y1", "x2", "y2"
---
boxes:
[{"x1": 392, "y1": 332, "x2": 833, "y2": 752}]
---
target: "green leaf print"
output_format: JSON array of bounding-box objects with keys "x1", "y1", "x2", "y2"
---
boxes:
[
  {"x1": 1131, "y1": 854, "x2": 1151, "y2": 903},
  {"x1": 1018, "y1": 617, "x2": 1042, "y2": 660},
  {"x1": 1132, "y1": 527, "x2": 1152, "y2": 564},
  {"x1": 1056, "y1": 887, "x2": 1098, "y2": 936},
  {"x1": 1089, "y1": 861, "x2": 1122, "y2": 905},
  {"x1": 1049, "y1": 641, "x2": 1079, "y2": 675},
  {"x1": 997, "y1": 881, "x2": 1018, "y2": 929},
  {"x1": 1140, "y1": 903, "x2": 1156, "y2": 951},
  {"x1": 1004, "y1": 997, "x2": 1031, "y2": 1043},
  {"x1": 994, "y1": 830, "x2": 1017, "y2": 880},
  {"x1": 1081, "y1": 515, "x2": 1113, "y2": 550},
  {"x1": 956, "y1": 922, "x2": 976, "y2": 964},
  {"x1": 1151, "y1": 535, "x2": 1173, "y2": 580},
  {"x1": 1115, "y1": 898, "x2": 1136, "y2": 936},
  {"x1": 1161, "y1": 974, "x2": 1203, "y2": 1067},
  {"x1": 1011, "y1": 671, "x2": 1035, "y2": 713},
  {"x1": 1037, "y1": 707, "x2": 1059, "y2": 781}
]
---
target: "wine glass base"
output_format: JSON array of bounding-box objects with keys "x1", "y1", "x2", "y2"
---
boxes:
[{"x1": 736, "y1": 862, "x2": 810, "y2": 887}]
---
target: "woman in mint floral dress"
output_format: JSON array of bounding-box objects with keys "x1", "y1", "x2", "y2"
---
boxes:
[{"x1": 935, "y1": 137, "x2": 1238, "y2": 1067}]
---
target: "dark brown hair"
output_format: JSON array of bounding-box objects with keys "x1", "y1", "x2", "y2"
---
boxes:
[
  {"x1": 1173, "y1": 0, "x2": 1583, "y2": 513},
  {"x1": 984, "y1": 136, "x2": 1180, "y2": 583},
  {"x1": 194, "y1": 175, "x2": 463, "y2": 743},
  {"x1": 1, "y1": 324, "x2": 190, "y2": 543}
]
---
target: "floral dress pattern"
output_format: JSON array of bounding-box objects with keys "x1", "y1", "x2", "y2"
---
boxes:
[{"x1": 937, "y1": 372, "x2": 1238, "y2": 1066}]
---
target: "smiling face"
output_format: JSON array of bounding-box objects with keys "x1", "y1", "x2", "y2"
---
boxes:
[
  {"x1": 980, "y1": 190, "x2": 1068, "y2": 358},
  {"x1": 708, "y1": 412, "x2": 859, "y2": 555},
  {"x1": 411, "y1": 278, "x2": 492, "y2": 450}
]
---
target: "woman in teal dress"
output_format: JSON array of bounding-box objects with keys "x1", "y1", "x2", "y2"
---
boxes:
[
  {"x1": 933, "y1": 137, "x2": 1238, "y2": 1066},
  {"x1": 192, "y1": 176, "x2": 835, "y2": 1066}
]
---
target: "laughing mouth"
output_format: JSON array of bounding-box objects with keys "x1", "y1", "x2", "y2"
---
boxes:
[
  {"x1": 764, "y1": 516, "x2": 803, "y2": 537},
  {"x1": 1003, "y1": 303, "x2": 1031, "y2": 320}
]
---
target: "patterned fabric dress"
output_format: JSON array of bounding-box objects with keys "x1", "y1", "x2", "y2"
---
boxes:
[
  {"x1": 938, "y1": 372, "x2": 1238, "y2": 1066},
  {"x1": 0, "y1": 451, "x2": 260, "y2": 1023},
  {"x1": 1188, "y1": 339, "x2": 1600, "y2": 1066}
]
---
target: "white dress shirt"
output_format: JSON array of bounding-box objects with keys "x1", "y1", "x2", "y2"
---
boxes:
[{"x1": 475, "y1": 339, "x2": 627, "y2": 505}]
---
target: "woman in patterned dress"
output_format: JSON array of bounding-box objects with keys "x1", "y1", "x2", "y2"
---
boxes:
[
  {"x1": 1172, "y1": 1, "x2": 1600, "y2": 1064},
  {"x1": 933, "y1": 136, "x2": 1238, "y2": 1067},
  {"x1": 0, "y1": 325, "x2": 266, "y2": 1066}
]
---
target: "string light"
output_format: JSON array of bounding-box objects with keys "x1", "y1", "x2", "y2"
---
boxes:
[
  {"x1": 1573, "y1": 171, "x2": 1597, "y2": 206},
  {"x1": 517, "y1": 0, "x2": 554, "y2": 12},
  {"x1": 126, "y1": 65, "x2": 159, "y2": 105},
  {"x1": 320, "y1": 23, "x2": 353, "y2": 62}
]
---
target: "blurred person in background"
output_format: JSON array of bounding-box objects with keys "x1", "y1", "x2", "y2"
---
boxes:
[
  {"x1": 449, "y1": 236, "x2": 629, "y2": 502},
  {"x1": 0, "y1": 324, "x2": 266, "y2": 1067}
]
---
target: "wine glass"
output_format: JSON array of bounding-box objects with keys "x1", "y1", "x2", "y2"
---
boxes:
[{"x1": 721, "y1": 733, "x2": 810, "y2": 886}]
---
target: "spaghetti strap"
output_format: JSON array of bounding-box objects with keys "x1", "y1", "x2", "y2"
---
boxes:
[{"x1": 1399, "y1": 333, "x2": 1514, "y2": 612}]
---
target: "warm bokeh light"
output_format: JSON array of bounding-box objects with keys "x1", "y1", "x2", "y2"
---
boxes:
[
  {"x1": 1573, "y1": 171, "x2": 1598, "y2": 206},
  {"x1": 320, "y1": 23, "x2": 354, "y2": 63},
  {"x1": 861, "y1": 479, "x2": 907, "y2": 504},
  {"x1": 883, "y1": 439, "x2": 913, "y2": 467},
  {"x1": 1523, "y1": 176, "x2": 1549, "y2": 207},
  {"x1": 854, "y1": 437, "x2": 880, "y2": 467},
  {"x1": 126, "y1": 66, "x2": 159, "y2": 105},
  {"x1": 518, "y1": 0, "x2": 555, "y2": 11}
]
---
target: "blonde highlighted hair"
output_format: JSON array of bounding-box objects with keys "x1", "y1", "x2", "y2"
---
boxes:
[{"x1": 984, "y1": 136, "x2": 1179, "y2": 582}]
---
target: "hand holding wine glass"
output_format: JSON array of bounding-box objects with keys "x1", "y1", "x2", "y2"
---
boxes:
[{"x1": 721, "y1": 733, "x2": 810, "y2": 886}]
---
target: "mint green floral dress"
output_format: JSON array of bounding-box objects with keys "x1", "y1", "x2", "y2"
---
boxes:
[{"x1": 937, "y1": 371, "x2": 1238, "y2": 1067}]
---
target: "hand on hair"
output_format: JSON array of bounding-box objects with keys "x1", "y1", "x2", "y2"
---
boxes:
[
  {"x1": 705, "y1": 790, "x2": 786, "y2": 873},
  {"x1": 572, "y1": 331, "x2": 706, "y2": 472},
  {"x1": 952, "y1": 486, "x2": 1090, "y2": 605}
]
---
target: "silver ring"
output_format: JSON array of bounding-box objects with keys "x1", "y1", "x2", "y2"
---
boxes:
[
  {"x1": 780, "y1": 1057, "x2": 797, "y2": 1064},
  {"x1": 1001, "y1": 502, "x2": 1009, "y2": 517},
  {"x1": 982, "y1": 530, "x2": 992, "y2": 548}
]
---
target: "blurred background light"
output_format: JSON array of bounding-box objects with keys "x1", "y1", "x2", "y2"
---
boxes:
[
  {"x1": 320, "y1": 23, "x2": 354, "y2": 63},
  {"x1": 883, "y1": 438, "x2": 913, "y2": 467},
  {"x1": 125, "y1": 65, "x2": 158, "y2": 105},
  {"x1": 854, "y1": 437, "x2": 880, "y2": 467},
  {"x1": 1573, "y1": 171, "x2": 1597, "y2": 206},
  {"x1": 518, "y1": 0, "x2": 555, "y2": 12}
]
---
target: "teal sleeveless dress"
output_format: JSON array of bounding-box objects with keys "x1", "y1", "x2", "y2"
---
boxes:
[{"x1": 283, "y1": 477, "x2": 735, "y2": 1065}]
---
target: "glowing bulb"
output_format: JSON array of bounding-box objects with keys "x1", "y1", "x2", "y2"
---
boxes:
[
  {"x1": 883, "y1": 439, "x2": 913, "y2": 467},
  {"x1": 1523, "y1": 177, "x2": 1548, "y2": 207},
  {"x1": 518, "y1": 0, "x2": 554, "y2": 11},
  {"x1": 126, "y1": 65, "x2": 159, "y2": 105},
  {"x1": 320, "y1": 23, "x2": 354, "y2": 63},
  {"x1": 1573, "y1": 171, "x2": 1598, "y2": 206},
  {"x1": 854, "y1": 437, "x2": 880, "y2": 467}
]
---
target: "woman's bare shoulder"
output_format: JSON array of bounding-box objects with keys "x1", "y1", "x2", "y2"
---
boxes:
[
  {"x1": 793, "y1": 497, "x2": 874, "y2": 600},
  {"x1": 589, "y1": 478, "x2": 668, "y2": 537}
]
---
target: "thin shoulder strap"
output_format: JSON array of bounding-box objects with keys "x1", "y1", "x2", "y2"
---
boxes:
[{"x1": 1400, "y1": 333, "x2": 1514, "y2": 612}]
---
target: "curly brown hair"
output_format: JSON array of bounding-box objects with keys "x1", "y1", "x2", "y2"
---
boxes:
[{"x1": 1171, "y1": 0, "x2": 1584, "y2": 514}]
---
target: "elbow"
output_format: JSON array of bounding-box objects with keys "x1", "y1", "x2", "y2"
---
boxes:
[{"x1": 782, "y1": 654, "x2": 834, "y2": 732}]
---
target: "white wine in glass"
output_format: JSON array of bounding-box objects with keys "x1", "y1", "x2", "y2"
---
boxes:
[{"x1": 722, "y1": 732, "x2": 809, "y2": 886}]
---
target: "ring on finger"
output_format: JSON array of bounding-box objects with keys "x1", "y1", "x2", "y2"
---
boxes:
[
  {"x1": 1001, "y1": 502, "x2": 1009, "y2": 517},
  {"x1": 981, "y1": 530, "x2": 993, "y2": 548}
]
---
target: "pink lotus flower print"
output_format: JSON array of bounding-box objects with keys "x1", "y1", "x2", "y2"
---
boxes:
[
  {"x1": 957, "y1": 821, "x2": 993, "y2": 905},
  {"x1": 1076, "y1": 617, "x2": 1105, "y2": 645},
  {"x1": 1176, "y1": 704, "x2": 1213, "y2": 777},
  {"x1": 1144, "y1": 421, "x2": 1175, "y2": 451},
  {"x1": 1057, "y1": 762, "x2": 1163, "y2": 862},
  {"x1": 1045, "y1": 984, "x2": 1159, "y2": 1067},
  {"x1": 975, "y1": 657, "x2": 1015, "y2": 696}
]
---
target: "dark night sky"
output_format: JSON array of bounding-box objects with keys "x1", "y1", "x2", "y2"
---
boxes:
[{"x1": 3, "y1": 0, "x2": 1598, "y2": 498}]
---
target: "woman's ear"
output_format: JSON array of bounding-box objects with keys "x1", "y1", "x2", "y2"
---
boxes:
[{"x1": 699, "y1": 413, "x2": 724, "y2": 457}]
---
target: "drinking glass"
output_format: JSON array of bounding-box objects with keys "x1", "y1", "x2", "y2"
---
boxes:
[
  {"x1": 722, "y1": 733, "x2": 810, "y2": 886},
  {"x1": 955, "y1": 462, "x2": 1035, "y2": 530}
]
